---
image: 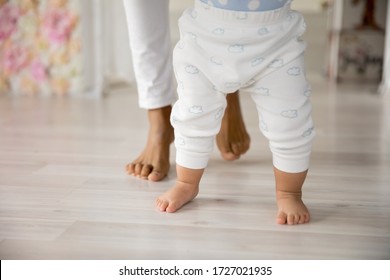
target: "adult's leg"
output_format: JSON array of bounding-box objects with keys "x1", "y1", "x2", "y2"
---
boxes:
[
  {"x1": 123, "y1": 0, "x2": 175, "y2": 181},
  {"x1": 217, "y1": 92, "x2": 250, "y2": 161}
]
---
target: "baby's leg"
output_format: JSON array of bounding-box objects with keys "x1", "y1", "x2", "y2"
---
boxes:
[
  {"x1": 274, "y1": 167, "x2": 310, "y2": 225},
  {"x1": 156, "y1": 165, "x2": 204, "y2": 213},
  {"x1": 249, "y1": 55, "x2": 314, "y2": 225}
]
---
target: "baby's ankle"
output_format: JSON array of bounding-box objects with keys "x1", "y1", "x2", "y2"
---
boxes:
[{"x1": 276, "y1": 189, "x2": 302, "y2": 200}]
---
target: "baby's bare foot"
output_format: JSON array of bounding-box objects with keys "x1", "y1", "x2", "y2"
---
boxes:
[
  {"x1": 216, "y1": 92, "x2": 250, "y2": 161},
  {"x1": 276, "y1": 190, "x2": 310, "y2": 225},
  {"x1": 156, "y1": 183, "x2": 199, "y2": 213},
  {"x1": 126, "y1": 106, "x2": 174, "y2": 181},
  {"x1": 156, "y1": 166, "x2": 203, "y2": 213}
]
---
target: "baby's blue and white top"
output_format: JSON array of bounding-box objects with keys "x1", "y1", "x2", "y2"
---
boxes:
[{"x1": 199, "y1": 0, "x2": 290, "y2": 11}]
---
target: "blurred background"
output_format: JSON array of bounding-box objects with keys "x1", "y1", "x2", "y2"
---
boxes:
[{"x1": 0, "y1": 0, "x2": 389, "y2": 261}]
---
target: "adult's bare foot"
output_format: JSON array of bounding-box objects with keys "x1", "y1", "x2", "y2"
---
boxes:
[
  {"x1": 126, "y1": 106, "x2": 174, "y2": 181},
  {"x1": 216, "y1": 92, "x2": 250, "y2": 161}
]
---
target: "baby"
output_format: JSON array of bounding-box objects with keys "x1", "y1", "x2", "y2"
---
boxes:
[{"x1": 156, "y1": 0, "x2": 315, "y2": 225}]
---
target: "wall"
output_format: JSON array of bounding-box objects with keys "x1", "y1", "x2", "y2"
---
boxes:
[
  {"x1": 0, "y1": 0, "x2": 134, "y2": 97},
  {"x1": 81, "y1": 0, "x2": 134, "y2": 98}
]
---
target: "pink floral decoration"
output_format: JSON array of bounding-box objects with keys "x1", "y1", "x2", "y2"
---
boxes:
[
  {"x1": 42, "y1": 8, "x2": 76, "y2": 45},
  {"x1": 0, "y1": 0, "x2": 82, "y2": 96},
  {"x1": 0, "y1": 3, "x2": 20, "y2": 43},
  {"x1": 1, "y1": 44, "x2": 30, "y2": 76},
  {"x1": 30, "y1": 59, "x2": 48, "y2": 82}
]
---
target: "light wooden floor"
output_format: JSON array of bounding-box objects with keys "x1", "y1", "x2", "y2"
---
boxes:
[{"x1": 1, "y1": 13, "x2": 390, "y2": 260}]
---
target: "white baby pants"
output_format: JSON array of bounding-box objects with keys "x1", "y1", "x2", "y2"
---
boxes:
[
  {"x1": 123, "y1": 0, "x2": 176, "y2": 109},
  {"x1": 172, "y1": 0, "x2": 315, "y2": 173}
]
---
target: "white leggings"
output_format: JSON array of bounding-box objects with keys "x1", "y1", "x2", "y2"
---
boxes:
[
  {"x1": 172, "y1": 1, "x2": 315, "y2": 173},
  {"x1": 122, "y1": 0, "x2": 176, "y2": 109}
]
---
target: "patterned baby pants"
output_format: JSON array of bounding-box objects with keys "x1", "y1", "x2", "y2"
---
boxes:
[{"x1": 171, "y1": 0, "x2": 315, "y2": 173}]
